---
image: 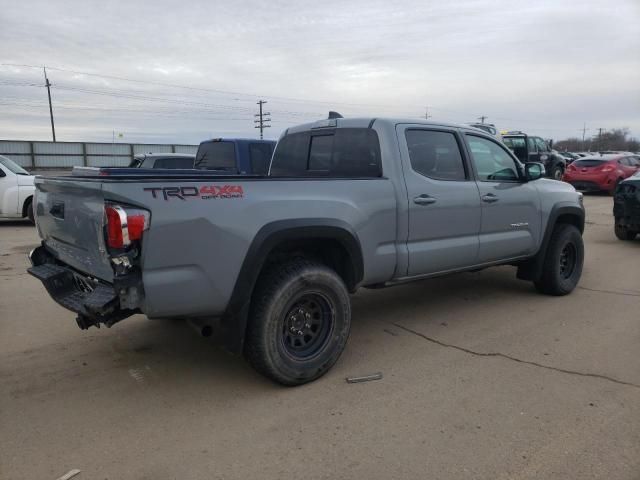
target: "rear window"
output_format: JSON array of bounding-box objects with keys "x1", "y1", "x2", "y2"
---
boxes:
[
  {"x1": 248, "y1": 142, "x2": 274, "y2": 175},
  {"x1": 573, "y1": 159, "x2": 607, "y2": 168},
  {"x1": 195, "y1": 142, "x2": 237, "y2": 171},
  {"x1": 152, "y1": 157, "x2": 194, "y2": 169},
  {"x1": 270, "y1": 128, "x2": 382, "y2": 177}
]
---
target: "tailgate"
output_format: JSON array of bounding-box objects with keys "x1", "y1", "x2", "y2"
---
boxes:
[{"x1": 34, "y1": 177, "x2": 114, "y2": 281}]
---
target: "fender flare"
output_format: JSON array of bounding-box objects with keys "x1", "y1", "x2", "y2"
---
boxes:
[
  {"x1": 517, "y1": 203, "x2": 585, "y2": 281},
  {"x1": 220, "y1": 218, "x2": 364, "y2": 353}
]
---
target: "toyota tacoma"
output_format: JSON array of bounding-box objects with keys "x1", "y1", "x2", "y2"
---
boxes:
[{"x1": 28, "y1": 117, "x2": 585, "y2": 385}]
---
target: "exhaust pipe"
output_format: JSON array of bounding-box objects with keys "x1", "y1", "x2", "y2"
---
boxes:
[{"x1": 187, "y1": 318, "x2": 213, "y2": 338}]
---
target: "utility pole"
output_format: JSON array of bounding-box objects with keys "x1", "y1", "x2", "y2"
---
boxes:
[
  {"x1": 424, "y1": 107, "x2": 431, "y2": 120},
  {"x1": 254, "y1": 100, "x2": 271, "y2": 139},
  {"x1": 43, "y1": 67, "x2": 56, "y2": 142},
  {"x1": 579, "y1": 123, "x2": 589, "y2": 150},
  {"x1": 595, "y1": 127, "x2": 604, "y2": 151},
  {"x1": 477, "y1": 115, "x2": 487, "y2": 124}
]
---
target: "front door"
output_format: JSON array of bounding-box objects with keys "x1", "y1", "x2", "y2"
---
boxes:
[
  {"x1": 398, "y1": 125, "x2": 482, "y2": 276},
  {"x1": 0, "y1": 165, "x2": 18, "y2": 216},
  {"x1": 463, "y1": 134, "x2": 542, "y2": 263}
]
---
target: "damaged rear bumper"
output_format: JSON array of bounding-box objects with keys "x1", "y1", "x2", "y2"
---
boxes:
[{"x1": 28, "y1": 245, "x2": 138, "y2": 329}]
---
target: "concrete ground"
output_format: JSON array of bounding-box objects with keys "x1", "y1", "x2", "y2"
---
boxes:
[{"x1": 1, "y1": 195, "x2": 638, "y2": 480}]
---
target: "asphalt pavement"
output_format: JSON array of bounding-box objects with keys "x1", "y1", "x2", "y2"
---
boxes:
[{"x1": 1, "y1": 194, "x2": 638, "y2": 480}]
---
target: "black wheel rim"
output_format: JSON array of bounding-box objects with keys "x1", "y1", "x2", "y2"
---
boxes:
[
  {"x1": 559, "y1": 242, "x2": 577, "y2": 279},
  {"x1": 281, "y1": 293, "x2": 334, "y2": 360}
]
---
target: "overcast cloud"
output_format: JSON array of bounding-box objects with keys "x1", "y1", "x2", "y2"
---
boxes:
[{"x1": 0, "y1": 0, "x2": 639, "y2": 144}]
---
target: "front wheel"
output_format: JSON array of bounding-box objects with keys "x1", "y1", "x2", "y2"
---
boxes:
[
  {"x1": 550, "y1": 165, "x2": 564, "y2": 181},
  {"x1": 614, "y1": 217, "x2": 637, "y2": 241},
  {"x1": 534, "y1": 224, "x2": 584, "y2": 296},
  {"x1": 244, "y1": 259, "x2": 351, "y2": 386}
]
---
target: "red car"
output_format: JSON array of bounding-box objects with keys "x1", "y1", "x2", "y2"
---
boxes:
[{"x1": 563, "y1": 154, "x2": 640, "y2": 193}]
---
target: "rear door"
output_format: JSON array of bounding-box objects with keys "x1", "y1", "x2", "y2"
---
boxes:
[
  {"x1": 0, "y1": 164, "x2": 19, "y2": 215},
  {"x1": 397, "y1": 125, "x2": 481, "y2": 276},
  {"x1": 464, "y1": 134, "x2": 541, "y2": 263}
]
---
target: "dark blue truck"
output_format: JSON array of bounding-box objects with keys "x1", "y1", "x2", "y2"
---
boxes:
[
  {"x1": 90, "y1": 139, "x2": 276, "y2": 176},
  {"x1": 195, "y1": 138, "x2": 276, "y2": 175}
]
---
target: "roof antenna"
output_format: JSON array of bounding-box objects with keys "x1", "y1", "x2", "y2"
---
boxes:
[{"x1": 328, "y1": 111, "x2": 343, "y2": 119}]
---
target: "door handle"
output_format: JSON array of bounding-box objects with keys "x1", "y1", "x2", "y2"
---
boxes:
[
  {"x1": 481, "y1": 193, "x2": 499, "y2": 203},
  {"x1": 413, "y1": 195, "x2": 437, "y2": 205}
]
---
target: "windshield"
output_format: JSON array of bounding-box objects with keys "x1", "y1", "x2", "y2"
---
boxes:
[{"x1": 0, "y1": 155, "x2": 30, "y2": 175}]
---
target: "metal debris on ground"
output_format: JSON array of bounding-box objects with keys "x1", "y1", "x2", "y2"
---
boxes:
[
  {"x1": 346, "y1": 372, "x2": 383, "y2": 384},
  {"x1": 56, "y1": 469, "x2": 81, "y2": 480}
]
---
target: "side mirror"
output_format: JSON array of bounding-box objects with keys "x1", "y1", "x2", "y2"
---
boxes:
[{"x1": 524, "y1": 162, "x2": 545, "y2": 181}]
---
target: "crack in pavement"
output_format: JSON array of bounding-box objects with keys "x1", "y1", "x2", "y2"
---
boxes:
[
  {"x1": 578, "y1": 286, "x2": 640, "y2": 297},
  {"x1": 391, "y1": 322, "x2": 640, "y2": 390}
]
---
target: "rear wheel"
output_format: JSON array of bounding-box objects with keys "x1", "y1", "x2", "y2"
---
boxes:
[
  {"x1": 614, "y1": 217, "x2": 637, "y2": 241},
  {"x1": 244, "y1": 259, "x2": 351, "y2": 386},
  {"x1": 534, "y1": 224, "x2": 584, "y2": 296}
]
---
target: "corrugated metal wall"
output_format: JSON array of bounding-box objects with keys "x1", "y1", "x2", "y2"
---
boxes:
[{"x1": 0, "y1": 140, "x2": 199, "y2": 168}]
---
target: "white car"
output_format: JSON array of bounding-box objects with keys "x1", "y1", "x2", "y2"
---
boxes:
[{"x1": 0, "y1": 155, "x2": 35, "y2": 223}]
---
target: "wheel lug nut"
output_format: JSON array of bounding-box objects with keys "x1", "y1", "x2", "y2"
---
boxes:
[
  {"x1": 297, "y1": 330, "x2": 303, "y2": 336},
  {"x1": 305, "y1": 313, "x2": 311, "y2": 319},
  {"x1": 304, "y1": 323, "x2": 311, "y2": 329}
]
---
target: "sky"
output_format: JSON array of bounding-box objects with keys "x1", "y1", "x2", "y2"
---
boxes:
[{"x1": 0, "y1": 0, "x2": 639, "y2": 145}]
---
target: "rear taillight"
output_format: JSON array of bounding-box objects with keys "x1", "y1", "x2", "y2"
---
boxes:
[
  {"x1": 105, "y1": 204, "x2": 150, "y2": 249},
  {"x1": 568, "y1": 164, "x2": 576, "y2": 171},
  {"x1": 601, "y1": 165, "x2": 615, "y2": 173}
]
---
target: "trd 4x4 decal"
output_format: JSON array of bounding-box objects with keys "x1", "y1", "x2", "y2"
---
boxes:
[{"x1": 144, "y1": 185, "x2": 244, "y2": 200}]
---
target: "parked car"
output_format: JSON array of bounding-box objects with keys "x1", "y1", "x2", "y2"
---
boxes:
[
  {"x1": 195, "y1": 138, "x2": 276, "y2": 174},
  {"x1": 28, "y1": 117, "x2": 585, "y2": 385},
  {"x1": 0, "y1": 155, "x2": 35, "y2": 223},
  {"x1": 613, "y1": 172, "x2": 640, "y2": 240},
  {"x1": 563, "y1": 154, "x2": 640, "y2": 194},
  {"x1": 502, "y1": 131, "x2": 566, "y2": 180},
  {"x1": 129, "y1": 153, "x2": 195, "y2": 169}
]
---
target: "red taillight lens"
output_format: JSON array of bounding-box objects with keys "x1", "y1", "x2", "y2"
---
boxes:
[
  {"x1": 127, "y1": 213, "x2": 147, "y2": 242},
  {"x1": 105, "y1": 204, "x2": 149, "y2": 249},
  {"x1": 568, "y1": 164, "x2": 576, "y2": 171},
  {"x1": 601, "y1": 165, "x2": 615, "y2": 173},
  {"x1": 105, "y1": 205, "x2": 125, "y2": 248}
]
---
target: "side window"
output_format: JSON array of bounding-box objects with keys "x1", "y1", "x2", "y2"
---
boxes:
[
  {"x1": 248, "y1": 143, "x2": 273, "y2": 175},
  {"x1": 153, "y1": 157, "x2": 194, "y2": 169},
  {"x1": 331, "y1": 129, "x2": 381, "y2": 177},
  {"x1": 308, "y1": 135, "x2": 334, "y2": 171},
  {"x1": 534, "y1": 137, "x2": 548, "y2": 152},
  {"x1": 527, "y1": 137, "x2": 537, "y2": 153},
  {"x1": 466, "y1": 135, "x2": 520, "y2": 182},
  {"x1": 405, "y1": 130, "x2": 466, "y2": 181}
]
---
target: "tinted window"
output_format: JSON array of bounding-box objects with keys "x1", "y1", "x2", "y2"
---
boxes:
[
  {"x1": 573, "y1": 159, "x2": 607, "y2": 168},
  {"x1": 527, "y1": 137, "x2": 537, "y2": 152},
  {"x1": 248, "y1": 142, "x2": 274, "y2": 175},
  {"x1": 308, "y1": 135, "x2": 334, "y2": 171},
  {"x1": 534, "y1": 137, "x2": 548, "y2": 152},
  {"x1": 270, "y1": 128, "x2": 381, "y2": 177},
  {"x1": 405, "y1": 130, "x2": 466, "y2": 181},
  {"x1": 466, "y1": 135, "x2": 520, "y2": 181},
  {"x1": 153, "y1": 157, "x2": 194, "y2": 169},
  {"x1": 195, "y1": 142, "x2": 237, "y2": 171}
]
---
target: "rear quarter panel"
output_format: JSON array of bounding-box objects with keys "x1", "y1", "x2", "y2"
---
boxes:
[{"x1": 103, "y1": 178, "x2": 398, "y2": 318}]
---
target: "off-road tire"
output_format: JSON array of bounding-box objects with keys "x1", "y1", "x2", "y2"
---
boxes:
[
  {"x1": 244, "y1": 259, "x2": 351, "y2": 386},
  {"x1": 614, "y1": 217, "x2": 637, "y2": 241},
  {"x1": 534, "y1": 224, "x2": 584, "y2": 296}
]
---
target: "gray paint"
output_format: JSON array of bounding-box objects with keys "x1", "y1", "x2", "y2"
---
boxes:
[{"x1": 33, "y1": 118, "x2": 584, "y2": 320}]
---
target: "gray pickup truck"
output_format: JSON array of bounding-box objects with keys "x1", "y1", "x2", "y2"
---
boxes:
[{"x1": 28, "y1": 117, "x2": 585, "y2": 385}]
